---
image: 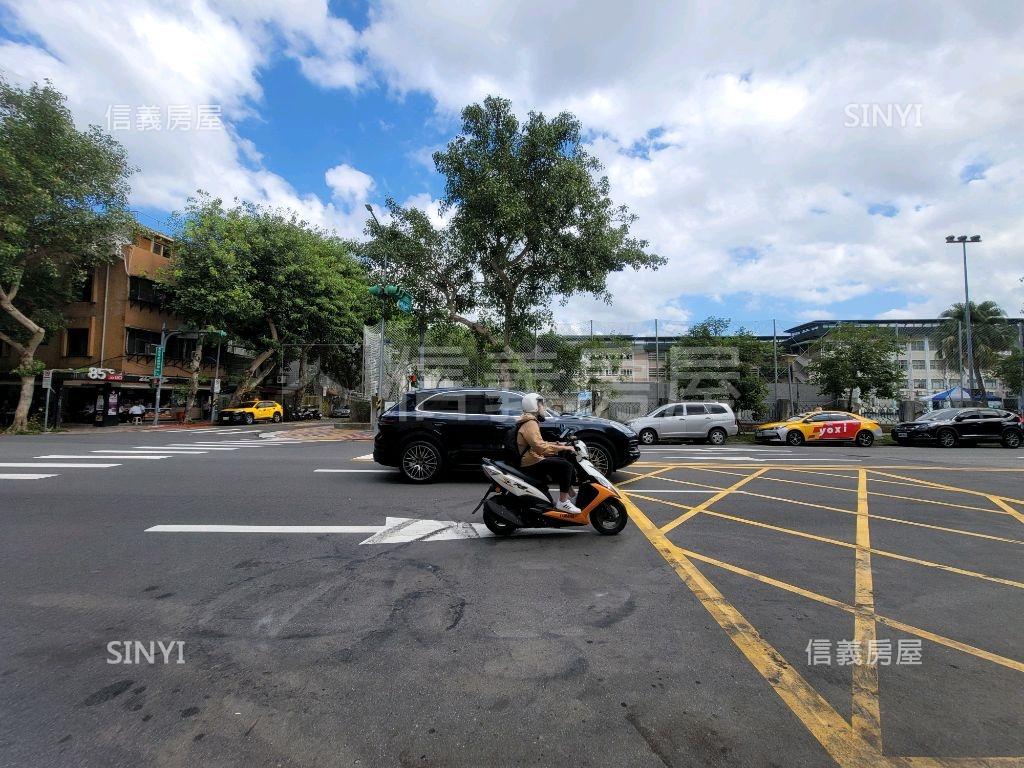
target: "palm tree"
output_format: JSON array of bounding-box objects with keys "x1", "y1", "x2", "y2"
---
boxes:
[{"x1": 935, "y1": 301, "x2": 1015, "y2": 400}]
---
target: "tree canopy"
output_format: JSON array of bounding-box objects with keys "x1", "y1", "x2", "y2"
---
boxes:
[
  {"x1": 0, "y1": 77, "x2": 133, "y2": 431},
  {"x1": 806, "y1": 324, "x2": 904, "y2": 408},
  {"x1": 935, "y1": 300, "x2": 1014, "y2": 399},
  {"x1": 163, "y1": 195, "x2": 369, "y2": 403},
  {"x1": 363, "y1": 95, "x2": 663, "y2": 360}
]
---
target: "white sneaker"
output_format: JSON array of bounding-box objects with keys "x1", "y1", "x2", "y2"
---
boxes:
[{"x1": 555, "y1": 499, "x2": 582, "y2": 514}]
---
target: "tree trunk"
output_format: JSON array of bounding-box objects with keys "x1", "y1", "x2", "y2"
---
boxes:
[
  {"x1": 1, "y1": 281, "x2": 46, "y2": 432},
  {"x1": 230, "y1": 320, "x2": 279, "y2": 405},
  {"x1": 183, "y1": 338, "x2": 205, "y2": 423}
]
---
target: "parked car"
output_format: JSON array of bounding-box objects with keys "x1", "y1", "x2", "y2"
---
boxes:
[
  {"x1": 373, "y1": 388, "x2": 641, "y2": 482},
  {"x1": 892, "y1": 407, "x2": 1023, "y2": 448},
  {"x1": 754, "y1": 410, "x2": 882, "y2": 446},
  {"x1": 627, "y1": 402, "x2": 738, "y2": 445},
  {"x1": 218, "y1": 400, "x2": 284, "y2": 425},
  {"x1": 331, "y1": 404, "x2": 351, "y2": 418}
]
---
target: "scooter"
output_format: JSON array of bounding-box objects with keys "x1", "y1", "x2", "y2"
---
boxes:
[{"x1": 475, "y1": 431, "x2": 629, "y2": 536}]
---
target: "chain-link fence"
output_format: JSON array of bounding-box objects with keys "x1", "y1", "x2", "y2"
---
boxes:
[{"x1": 363, "y1": 317, "x2": 1024, "y2": 425}]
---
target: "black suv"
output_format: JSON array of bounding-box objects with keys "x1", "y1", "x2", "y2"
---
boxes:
[
  {"x1": 892, "y1": 407, "x2": 1023, "y2": 448},
  {"x1": 373, "y1": 388, "x2": 641, "y2": 482}
]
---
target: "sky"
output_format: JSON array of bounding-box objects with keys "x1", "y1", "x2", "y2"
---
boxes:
[{"x1": 1, "y1": 0, "x2": 1023, "y2": 335}]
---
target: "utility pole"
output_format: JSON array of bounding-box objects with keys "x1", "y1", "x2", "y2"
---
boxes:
[
  {"x1": 366, "y1": 205, "x2": 387, "y2": 433},
  {"x1": 946, "y1": 235, "x2": 981, "y2": 402},
  {"x1": 1018, "y1": 322, "x2": 1024, "y2": 414},
  {"x1": 772, "y1": 319, "x2": 779, "y2": 418}
]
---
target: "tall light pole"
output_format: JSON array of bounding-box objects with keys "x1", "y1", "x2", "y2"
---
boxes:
[
  {"x1": 946, "y1": 234, "x2": 981, "y2": 402},
  {"x1": 366, "y1": 204, "x2": 387, "y2": 432}
]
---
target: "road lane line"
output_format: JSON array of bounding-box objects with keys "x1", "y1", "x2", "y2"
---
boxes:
[
  {"x1": 146, "y1": 524, "x2": 385, "y2": 533},
  {"x1": 869, "y1": 470, "x2": 1024, "y2": 507},
  {"x1": 987, "y1": 496, "x2": 1024, "y2": 526},
  {"x1": 0, "y1": 473, "x2": 58, "y2": 479},
  {"x1": 313, "y1": 469, "x2": 395, "y2": 473},
  {"x1": 0, "y1": 463, "x2": 120, "y2": 468},
  {"x1": 660, "y1": 468, "x2": 768, "y2": 534},
  {"x1": 673, "y1": 545, "x2": 1024, "y2": 675},
  {"x1": 622, "y1": 495, "x2": 882, "y2": 768},
  {"x1": 852, "y1": 469, "x2": 882, "y2": 751}
]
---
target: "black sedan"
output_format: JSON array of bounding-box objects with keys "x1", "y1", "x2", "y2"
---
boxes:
[
  {"x1": 892, "y1": 407, "x2": 1023, "y2": 448},
  {"x1": 373, "y1": 388, "x2": 641, "y2": 482}
]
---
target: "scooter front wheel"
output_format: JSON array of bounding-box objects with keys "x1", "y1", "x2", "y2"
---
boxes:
[
  {"x1": 591, "y1": 498, "x2": 629, "y2": 535},
  {"x1": 483, "y1": 509, "x2": 516, "y2": 536}
]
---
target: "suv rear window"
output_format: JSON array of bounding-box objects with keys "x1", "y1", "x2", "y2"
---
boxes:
[
  {"x1": 685, "y1": 404, "x2": 708, "y2": 415},
  {"x1": 707, "y1": 404, "x2": 728, "y2": 414},
  {"x1": 419, "y1": 393, "x2": 465, "y2": 413}
]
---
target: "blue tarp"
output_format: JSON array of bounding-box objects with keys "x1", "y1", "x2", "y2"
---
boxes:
[{"x1": 929, "y1": 386, "x2": 1000, "y2": 403}]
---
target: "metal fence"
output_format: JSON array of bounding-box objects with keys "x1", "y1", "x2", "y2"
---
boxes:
[{"x1": 362, "y1": 317, "x2": 1024, "y2": 424}]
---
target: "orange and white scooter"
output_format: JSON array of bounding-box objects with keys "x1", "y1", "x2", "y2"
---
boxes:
[{"x1": 476, "y1": 431, "x2": 629, "y2": 536}]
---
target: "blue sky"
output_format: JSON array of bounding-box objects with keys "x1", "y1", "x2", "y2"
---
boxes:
[{"x1": 2, "y1": 0, "x2": 1022, "y2": 333}]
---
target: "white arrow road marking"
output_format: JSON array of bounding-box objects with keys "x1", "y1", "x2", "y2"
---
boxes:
[
  {"x1": 0, "y1": 462, "x2": 120, "y2": 468},
  {"x1": 314, "y1": 468, "x2": 395, "y2": 473},
  {"x1": 35, "y1": 454, "x2": 170, "y2": 460},
  {"x1": 145, "y1": 517, "x2": 582, "y2": 542},
  {"x1": 0, "y1": 473, "x2": 58, "y2": 480},
  {"x1": 353, "y1": 453, "x2": 375, "y2": 461}
]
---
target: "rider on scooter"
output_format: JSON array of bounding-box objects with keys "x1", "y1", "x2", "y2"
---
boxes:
[{"x1": 516, "y1": 393, "x2": 581, "y2": 514}]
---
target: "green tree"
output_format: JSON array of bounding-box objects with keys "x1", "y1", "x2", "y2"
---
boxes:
[
  {"x1": 161, "y1": 198, "x2": 368, "y2": 406},
  {"x1": 668, "y1": 317, "x2": 773, "y2": 414},
  {"x1": 164, "y1": 195, "x2": 259, "y2": 420},
  {"x1": 0, "y1": 78, "x2": 133, "y2": 431},
  {"x1": 806, "y1": 324, "x2": 904, "y2": 408},
  {"x1": 935, "y1": 301, "x2": 1014, "y2": 400},
  {"x1": 431, "y1": 95, "x2": 663, "y2": 353},
  {"x1": 993, "y1": 349, "x2": 1023, "y2": 398}
]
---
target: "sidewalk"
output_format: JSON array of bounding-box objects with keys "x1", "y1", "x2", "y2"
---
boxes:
[{"x1": 16, "y1": 418, "x2": 370, "y2": 436}]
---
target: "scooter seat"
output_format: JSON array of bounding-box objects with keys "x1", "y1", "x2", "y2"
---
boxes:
[{"x1": 487, "y1": 460, "x2": 552, "y2": 498}]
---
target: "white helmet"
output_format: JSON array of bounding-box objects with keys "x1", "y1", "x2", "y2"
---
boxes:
[{"x1": 521, "y1": 392, "x2": 545, "y2": 414}]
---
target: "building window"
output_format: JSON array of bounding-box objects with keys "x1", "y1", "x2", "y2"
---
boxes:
[
  {"x1": 913, "y1": 378, "x2": 926, "y2": 389},
  {"x1": 930, "y1": 379, "x2": 945, "y2": 389},
  {"x1": 79, "y1": 271, "x2": 94, "y2": 302},
  {"x1": 126, "y1": 327, "x2": 161, "y2": 356},
  {"x1": 912, "y1": 360, "x2": 926, "y2": 370},
  {"x1": 910, "y1": 340, "x2": 926, "y2": 351},
  {"x1": 151, "y1": 240, "x2": 170, "y2": 257},
  {"x1": 66, "y1": 328, "x2": 89, "y2": 357},
  {"x1": 128, "y1": 276, "x2": 161, "y2": 307}
]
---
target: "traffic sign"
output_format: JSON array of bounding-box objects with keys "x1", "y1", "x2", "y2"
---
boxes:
[
  {"x1": 153, "y1": 346, "x2": 164, "y2": 378},
  {"x1": 42, "y1": 370, "x2": 53, "y2": 390},
  {"x1": 213, "y1": 378, "x2": 221, "y2": 394}
]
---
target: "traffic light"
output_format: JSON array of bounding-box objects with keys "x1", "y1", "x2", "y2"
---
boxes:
[
  {"x1": 368, "y1": 285, "x2": 383, "y2": 297},
  {"x1": 369, "y1": 284, "x2": 413, "y2": 313},
  {"x1": 384, "y1": 285, "x2": 400, "y2": 297},
  {"x1": 408, "y1": 372, "x2": 418, "y2": 388}
]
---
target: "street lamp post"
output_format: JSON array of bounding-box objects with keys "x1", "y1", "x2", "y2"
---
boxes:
[
  {"x1": 366, "y1": 204, "x2": 387, "y2": 432},
  {"x1": 152, "y1": 326, "x2": 227, "y2": 427},
  {"x1": 946, "y1": 235, "x2": 981, "y2": 402}
]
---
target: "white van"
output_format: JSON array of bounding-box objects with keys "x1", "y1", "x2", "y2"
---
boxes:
[{"x1": 628, "y1": 402, "x2": 738, "y2": 445}]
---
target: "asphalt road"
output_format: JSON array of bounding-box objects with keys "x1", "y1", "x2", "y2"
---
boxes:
[{"x1": 0, "y1": 425, "x2": 1021, "y2": 768}]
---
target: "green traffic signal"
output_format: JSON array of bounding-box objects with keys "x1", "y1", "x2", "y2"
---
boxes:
[
  {"x1": 384, "y1": 285, "x2": 400, "y2": 297},
  {"x1": 368, "y1": 285, "x2": 383, "y2": 296}
]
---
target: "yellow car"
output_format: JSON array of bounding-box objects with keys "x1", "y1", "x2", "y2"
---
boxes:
[
  {"x1": 754, "y1": 410, "x2": 883, "y2": 447},
  {"x1": 219, "y1": 400, "x2": 284, "y2": 425}
]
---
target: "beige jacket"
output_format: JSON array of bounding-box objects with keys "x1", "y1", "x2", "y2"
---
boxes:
[{"x1": 515, "y1": 413, "x2": 563, "y2": 467}]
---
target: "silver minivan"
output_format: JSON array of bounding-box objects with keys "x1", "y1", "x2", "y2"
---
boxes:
[{"x1": 628, "y1": 402, "x2": 739, "y2": 445}]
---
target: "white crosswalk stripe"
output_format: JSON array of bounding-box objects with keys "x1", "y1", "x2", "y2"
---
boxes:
[
  {"x1": 0, "y1": 473, "x2": 58, "y2": 480},
  {"x1": 36, "y1": 454, "x2": 170, "y2": 460},
  {"x1": 0, "y1": 462, "x2": 121, "y2": 468}
]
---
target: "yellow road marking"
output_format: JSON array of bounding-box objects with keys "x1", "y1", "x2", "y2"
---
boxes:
[
  {"x1": 623, "y1": 496, "x2": 884, "y2": 768},
  {"x1": 629, "y1": 472, "x2": 1024, "y2": 546},
  {"x1": 676, "y1": 547, "x2": 1024, "y2": 674},
  {"x1": 867, "y1": 470, "x2": 1024, "y2": 508},
  {"x1": 659, "y1": 468, "x2": 768, "y2": 534},
  {"x1": 852, "y1": 470, "x2": 881, "y2": 750},
  {"x1": 988, "y1": 496, "x2": 1024, "y2": 526},
  {"x1": 688, "y1": 509, "x2": 1024, "y2": 590}
]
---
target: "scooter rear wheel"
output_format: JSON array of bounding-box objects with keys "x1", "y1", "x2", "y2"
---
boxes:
[
  {"x1": 591, "y1": 498, "x2": 629, "y2": 535},
  {"x1": 483, "y1": 509, "x2": 516, "y2": 536}
]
